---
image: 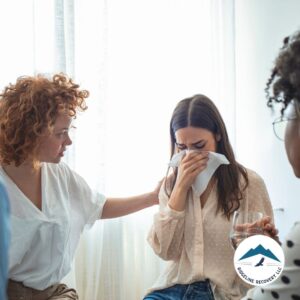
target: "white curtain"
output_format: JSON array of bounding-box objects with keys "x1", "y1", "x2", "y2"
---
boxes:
[
  {"x1": 234, "y1": 0, "x2": 300, "y2": 241},
  {"x1": 0, "y1": 1, "x2": 236, "y2": 299}
]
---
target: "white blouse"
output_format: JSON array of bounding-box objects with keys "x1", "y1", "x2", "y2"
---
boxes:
[
  {"x1": 0, "y1": 162, "x2": 106, "y2": 290},
  {"x1": 146, "y1": 169, "x2": 274, "y2": 300}
]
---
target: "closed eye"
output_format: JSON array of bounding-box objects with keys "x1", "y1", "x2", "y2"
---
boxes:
[
  {"x1": 176, "y1": 141, "x2": 206, "y2": 150},
  {"x1": 176, "y1": 143, "x2": 187, "y2": 151},
  {"x1": 194, "y1": 142, "x2": 206, "y2": 149}
]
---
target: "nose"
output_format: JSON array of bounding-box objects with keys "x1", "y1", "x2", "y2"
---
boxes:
[{"x1": 65, "y1": 134, "x2": 72, "y2": 146}]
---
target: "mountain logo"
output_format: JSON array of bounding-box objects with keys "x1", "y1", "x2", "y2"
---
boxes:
[
  {"x1": 239, "y1": 244, "x2": 281, "y2": 262},
  {"x1": 233, "y1": 235, "x2": 284, "y2": 286}
]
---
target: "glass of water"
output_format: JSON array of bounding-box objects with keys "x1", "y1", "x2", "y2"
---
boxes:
[{"x1": 229, "y1": 211, "x2": 264, "y2": 249}]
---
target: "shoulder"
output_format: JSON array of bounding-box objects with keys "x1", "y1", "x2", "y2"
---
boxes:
[
  {"x1": 44, "y1": 161, "x2": 70, "y2": 171},
  {"x1": 241, "y1": 168, "x2": 271, "y2": 201},
  {"x1": 43, "y1": 162, "x2": 87, "y2": 190},
  {"x1": 43, "y1": 162, "x2": 74, "y2": 178},
  {"x1": 159, "y1": 173, "x2": 175, "y2": 197},
  {"x1": 243, "y1": 168, "x2": 272, "y2": 214},
  {"x1": 245, "y1": 168, "x2": 266, "y2": 188}
]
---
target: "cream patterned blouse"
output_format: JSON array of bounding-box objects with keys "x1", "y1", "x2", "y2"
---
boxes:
[{"x1": 146, "y1": 169, "x2": 274, "y2": 300}]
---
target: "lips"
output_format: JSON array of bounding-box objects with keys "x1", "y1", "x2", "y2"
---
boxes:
[{"x1": 59, "y1": 148, "x2": 66, "y2": 156}]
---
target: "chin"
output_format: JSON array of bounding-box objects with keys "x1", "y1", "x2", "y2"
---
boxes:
[
  {"x1": 44, "y1": 158, "x2": 61, "y2": 164},
  {"x1": 287, "y1": 155, "x2": 300, "y2": 178},
  {"x1": 291, "y1": 162, "x2": 300, "y2": 178},
  {"x1": 293, "y1": 168, "x2": 300, "y2": 178}
]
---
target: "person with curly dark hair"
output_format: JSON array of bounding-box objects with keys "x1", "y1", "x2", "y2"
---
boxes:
[
  {"x1": 242, "y1": 30, "x2": 300, "y2": 300},
  {"x1": 0, "y1": 73, "x2": 160, "y2": 300},
  {"x1": 143, "y1": 95, "x2": 278, "y2": 300}
]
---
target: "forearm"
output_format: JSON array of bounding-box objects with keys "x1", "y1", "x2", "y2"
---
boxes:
[
  {"x1": 168, "y1": 185, "x2": 189, "y2": 212},
  {"x1": 148, "y1": 209, "x2": 185, "y2": 260},
  {"x1": 101, "y1": 193, "x2": 156, "y2": 219}
]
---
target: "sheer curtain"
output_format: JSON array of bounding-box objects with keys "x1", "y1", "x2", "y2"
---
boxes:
[
  {"x1": 0, "y1": 1, "x2": 236, "y2": 299},
  {"x1": 92, "y1": 1, "x2": 236, "y2": 299}
]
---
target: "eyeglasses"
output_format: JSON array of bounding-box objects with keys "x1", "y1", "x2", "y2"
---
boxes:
[{"x1": 272, "y1": 117, "x2": 297, "y2": 141}]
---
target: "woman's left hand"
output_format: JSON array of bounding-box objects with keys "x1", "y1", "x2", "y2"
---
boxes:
[
  {"x1": 234, "y1": 216, "x2": 281, "y2": 245},
  {"x1": 260, "y1": 216, "x2": 281, "y2": 245}
]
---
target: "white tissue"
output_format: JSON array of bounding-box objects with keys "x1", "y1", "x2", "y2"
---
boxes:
[{"x1": 168, "y1": 151, "x2": 230, "y2": 195}]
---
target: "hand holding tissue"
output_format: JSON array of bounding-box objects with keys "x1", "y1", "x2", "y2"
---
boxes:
[{"x1": 169, "y1": 151, "x2": 230, "y2": 196}]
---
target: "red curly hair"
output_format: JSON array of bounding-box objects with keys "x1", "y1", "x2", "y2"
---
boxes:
[{"x1": 0, "y1": 73, "x2": 89, "y2": 167}]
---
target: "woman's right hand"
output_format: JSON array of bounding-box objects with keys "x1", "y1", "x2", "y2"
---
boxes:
[
  {"x1": 175, "y1": 150, "x2": 209, "y2": 192},
  {"x1": 168, "y1": 151, "x2": 209, "y2": 212}
]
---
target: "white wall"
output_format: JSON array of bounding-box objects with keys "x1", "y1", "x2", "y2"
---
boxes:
[{"x1": 235, "y1": 0, "x2": 300, "y2": 239}]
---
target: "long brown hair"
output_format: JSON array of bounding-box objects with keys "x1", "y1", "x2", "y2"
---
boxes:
[{"x1": 165, "y1": 94, "x2": 248, "y2": 219}]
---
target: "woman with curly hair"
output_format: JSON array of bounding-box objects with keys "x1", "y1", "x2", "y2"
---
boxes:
[
  {"x1": 0, "y1": 73, "x2": 160, "y2": 300},
  {"x1": 243, "y1": 30, "x2": 300, "y2": 299}
]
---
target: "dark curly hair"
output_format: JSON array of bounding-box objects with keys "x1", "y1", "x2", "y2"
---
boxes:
[
  {"x1": 266, "y1": 30, "x2": 300, "y2": 116},
  {"x1": 0, "y1": 73, "x2": 89, "y2": 167}
]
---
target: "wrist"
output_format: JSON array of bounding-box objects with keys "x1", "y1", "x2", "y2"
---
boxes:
[
  {"x1": 168, "y1": 187, "x2": 188, "y2": 212},
  {"x1": 173, "y1": 182, "x2": 189, "y2": 195},
  {"x1": 145, "y1": 191, "x2": 158, "y2": 207}
]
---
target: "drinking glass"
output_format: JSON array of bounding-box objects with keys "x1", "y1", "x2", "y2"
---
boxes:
[{"x1": 229, "y1": 211, "x2": 264, "y2": 249}]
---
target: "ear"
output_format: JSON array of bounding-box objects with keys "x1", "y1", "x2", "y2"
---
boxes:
[{"x1": 215, "y1": 133, "x2": 221, "y2": 142}]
